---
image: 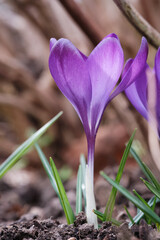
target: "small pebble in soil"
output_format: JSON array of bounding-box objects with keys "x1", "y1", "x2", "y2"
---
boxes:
[{"x1": 67, "y1": 238, "x2": 77, "y2": 240}]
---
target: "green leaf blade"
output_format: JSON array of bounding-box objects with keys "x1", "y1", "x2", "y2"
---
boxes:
[
  {"x1": 130, "y1": 147, "x2": 155, "y2": 185},
  {"x1": 0, "y1": 111, "x2": 63, "y2": 178},
  {"x1": 76, "y1": 165, "x2": 82, "y2": 215},
  {"x1": 93, "y1": 209, "x2": 104, "y2": 221},
  {"x1": 141, "y1": 178, "x2": 160, "y2": 200},
  {"x1": 124, "y1": 206, "x2": 135, "y2": 224},
  {"x1": 35, "y1": 143, "x2": 59, "y2": 197},
  {"x1": 140, "y1": 163, "x2": 160, "y2": 191},
  {"x1": 101, "y1": 171, "x2": 160, "y2": 226},
  {"x1": 50, "y1": 157, "x2": 75, "y2": 224},
  {"x1": 104, "y1": 130, "x2": 136, "y2": 221},
  {"x1": 129, "y1": 196, "x2": 158, "y2": 227},
  {"x1": 133, "y1": 189, "x2": 149, "y2": 206}
]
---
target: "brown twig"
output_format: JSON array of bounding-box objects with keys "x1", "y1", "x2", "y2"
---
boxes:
[
  {"x1": 59, "y1": 0, "x2": 104, "y2": 45},
  {"x1": 113, "y1": 0, "x2": 160, "y2": 49}
]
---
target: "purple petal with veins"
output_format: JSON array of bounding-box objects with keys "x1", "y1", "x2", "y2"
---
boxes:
[{"x1": 109, "y1": 37, "x2": 148, "y2": 102}]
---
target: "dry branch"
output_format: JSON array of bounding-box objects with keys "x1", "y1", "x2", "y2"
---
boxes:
[{"x1": 113, "y1": 0, "x2": 160, "y2": 48}]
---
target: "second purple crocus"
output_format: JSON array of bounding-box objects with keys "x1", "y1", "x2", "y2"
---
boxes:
[
  {"x1": 125, "y1": 48, "x2": 160, "y2": 137},
  {"x1": 49, "y1": 34, "x2": 148, "y2": 182}
]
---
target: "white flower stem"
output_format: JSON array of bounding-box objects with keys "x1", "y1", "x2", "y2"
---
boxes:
[
  {"x1": 85, "y1": 164, "x2": 98, "y2": 229},
  {"x1": 85, "y1": 137, "x2": 98, "y2": 228}
]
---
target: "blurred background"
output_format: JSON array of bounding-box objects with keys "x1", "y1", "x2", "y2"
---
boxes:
[{"x1": 0, "y1": 0, "x2": 160, "y2": 176}]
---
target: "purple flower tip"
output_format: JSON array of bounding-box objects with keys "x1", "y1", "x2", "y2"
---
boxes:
[{"x1": 50, "y1": 38, "x2": 57, "y2": 51}]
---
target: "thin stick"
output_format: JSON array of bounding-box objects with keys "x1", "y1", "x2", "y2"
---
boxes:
[{"x1": 113, "y1": 0, "x2": 160, "y2": 49}]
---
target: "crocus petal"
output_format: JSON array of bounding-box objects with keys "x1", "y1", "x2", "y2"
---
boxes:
[
  {"x1": 121, "y1": 58, "x2": 133, "y2": 79},
  {"x1": 78, "y1": 50, "x2": 88, "y2": 61},
  {"x1": 155, "y1": 48, "x2": 160, "y2": 133},
  {"x1": 155, "y1": 47, "x2": 160, "y2": 82},
  {"x1": 104, "y1": 33, "x2": 120, "y2": 40},
  {"x1": 125, "y1": 65, "x2": 148, "y2": 120},
  {"x1": 122, "y1": 36, "x2": 148, "y2": 88},
  {"x1": 50, "y1": 38, "x2": 57, "y2": 51},
  {"x1": 109, "y1": 37, "x2": 148, "y2": 101},
  {"x1": 49, "y1": 38, "x2": 92, "y2": 133},
  {"x1": 125, "y1": 59, "x2": 149, "y2": 108},
  {"x1": 155, "y1": 47, "x2": 160, "y2": 83},
  {"x1": 87, "y1": 35, "x2": 124, "y2": 132}
]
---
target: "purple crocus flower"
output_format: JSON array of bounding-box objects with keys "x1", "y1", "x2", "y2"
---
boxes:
[
  {"x1": 125, "y1": 48, "x2": 160, "y2": 137},
  {"x1": 49, "y1": 34, "x2": 148, "y2": 226},
  {"x1": 49, "y1": 34, "x2": 148, "y2": 181}
]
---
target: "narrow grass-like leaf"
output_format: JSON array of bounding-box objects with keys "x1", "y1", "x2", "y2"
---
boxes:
[
  {"x1": 50, "y1": 157, "x2": 75, "y2": 224},
  {"x1": 130, "y1": 147, "x2": 153, "y2": 183},
  {"x1": 110, "y1": 218, "x2": 121, "y2": 226},
  {"x1": 124, "y1": 206, "x2": 134, "y2": 224},
  {"x1": 128, "y1": 196, "x2": 158, "y2": 227},
  {"x1": 130, "y1": 147, "x2": 160, "y2": 190},
  {"x1": 148, "y1": 197, "x2": 157, "y2": 225},
  {"x1": 101, "y1": 172, "x2": 160, "y2": 225},
  {"x1": 141, "y1": 178, "x2": 160, "y2": 199},
  {"x1": 133, "y1": 189, "x2": 151, "y2": 210},
  {"x1": 35, "y1": 143, "x2": 59, "y2": 197},
  {"x1": 76, "y1": 165, "x2": 82, "y2": 215},
  {"x1": 152, "y1": 197, "x2": 157, "y2": 212},
  {"x1": 93, "y1": 209, "x2": 121, "y2": 226},
  {"x1": 140, "y1": 163, "x2": 160, "y2": 190},
  {"x1": 93, "y1": 209, "x2": 104, "y2": 221},
  {"x1": 0, "y1": 112, "x2": 63, "y2": 178},
  {"x1": 80, "y1": 154, "x2": 86, "y2": 206},
  {"x1": 104, "y1": 130, "x2": 136, "y2": 221}
]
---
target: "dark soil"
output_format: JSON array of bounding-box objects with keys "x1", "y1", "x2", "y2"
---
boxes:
[
  {"x1": 0, "y1": 212, "x2": 159, "y2": 240},
  {"x1": 0, "y1": 167, "x2": 160, "y2": 240}
]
